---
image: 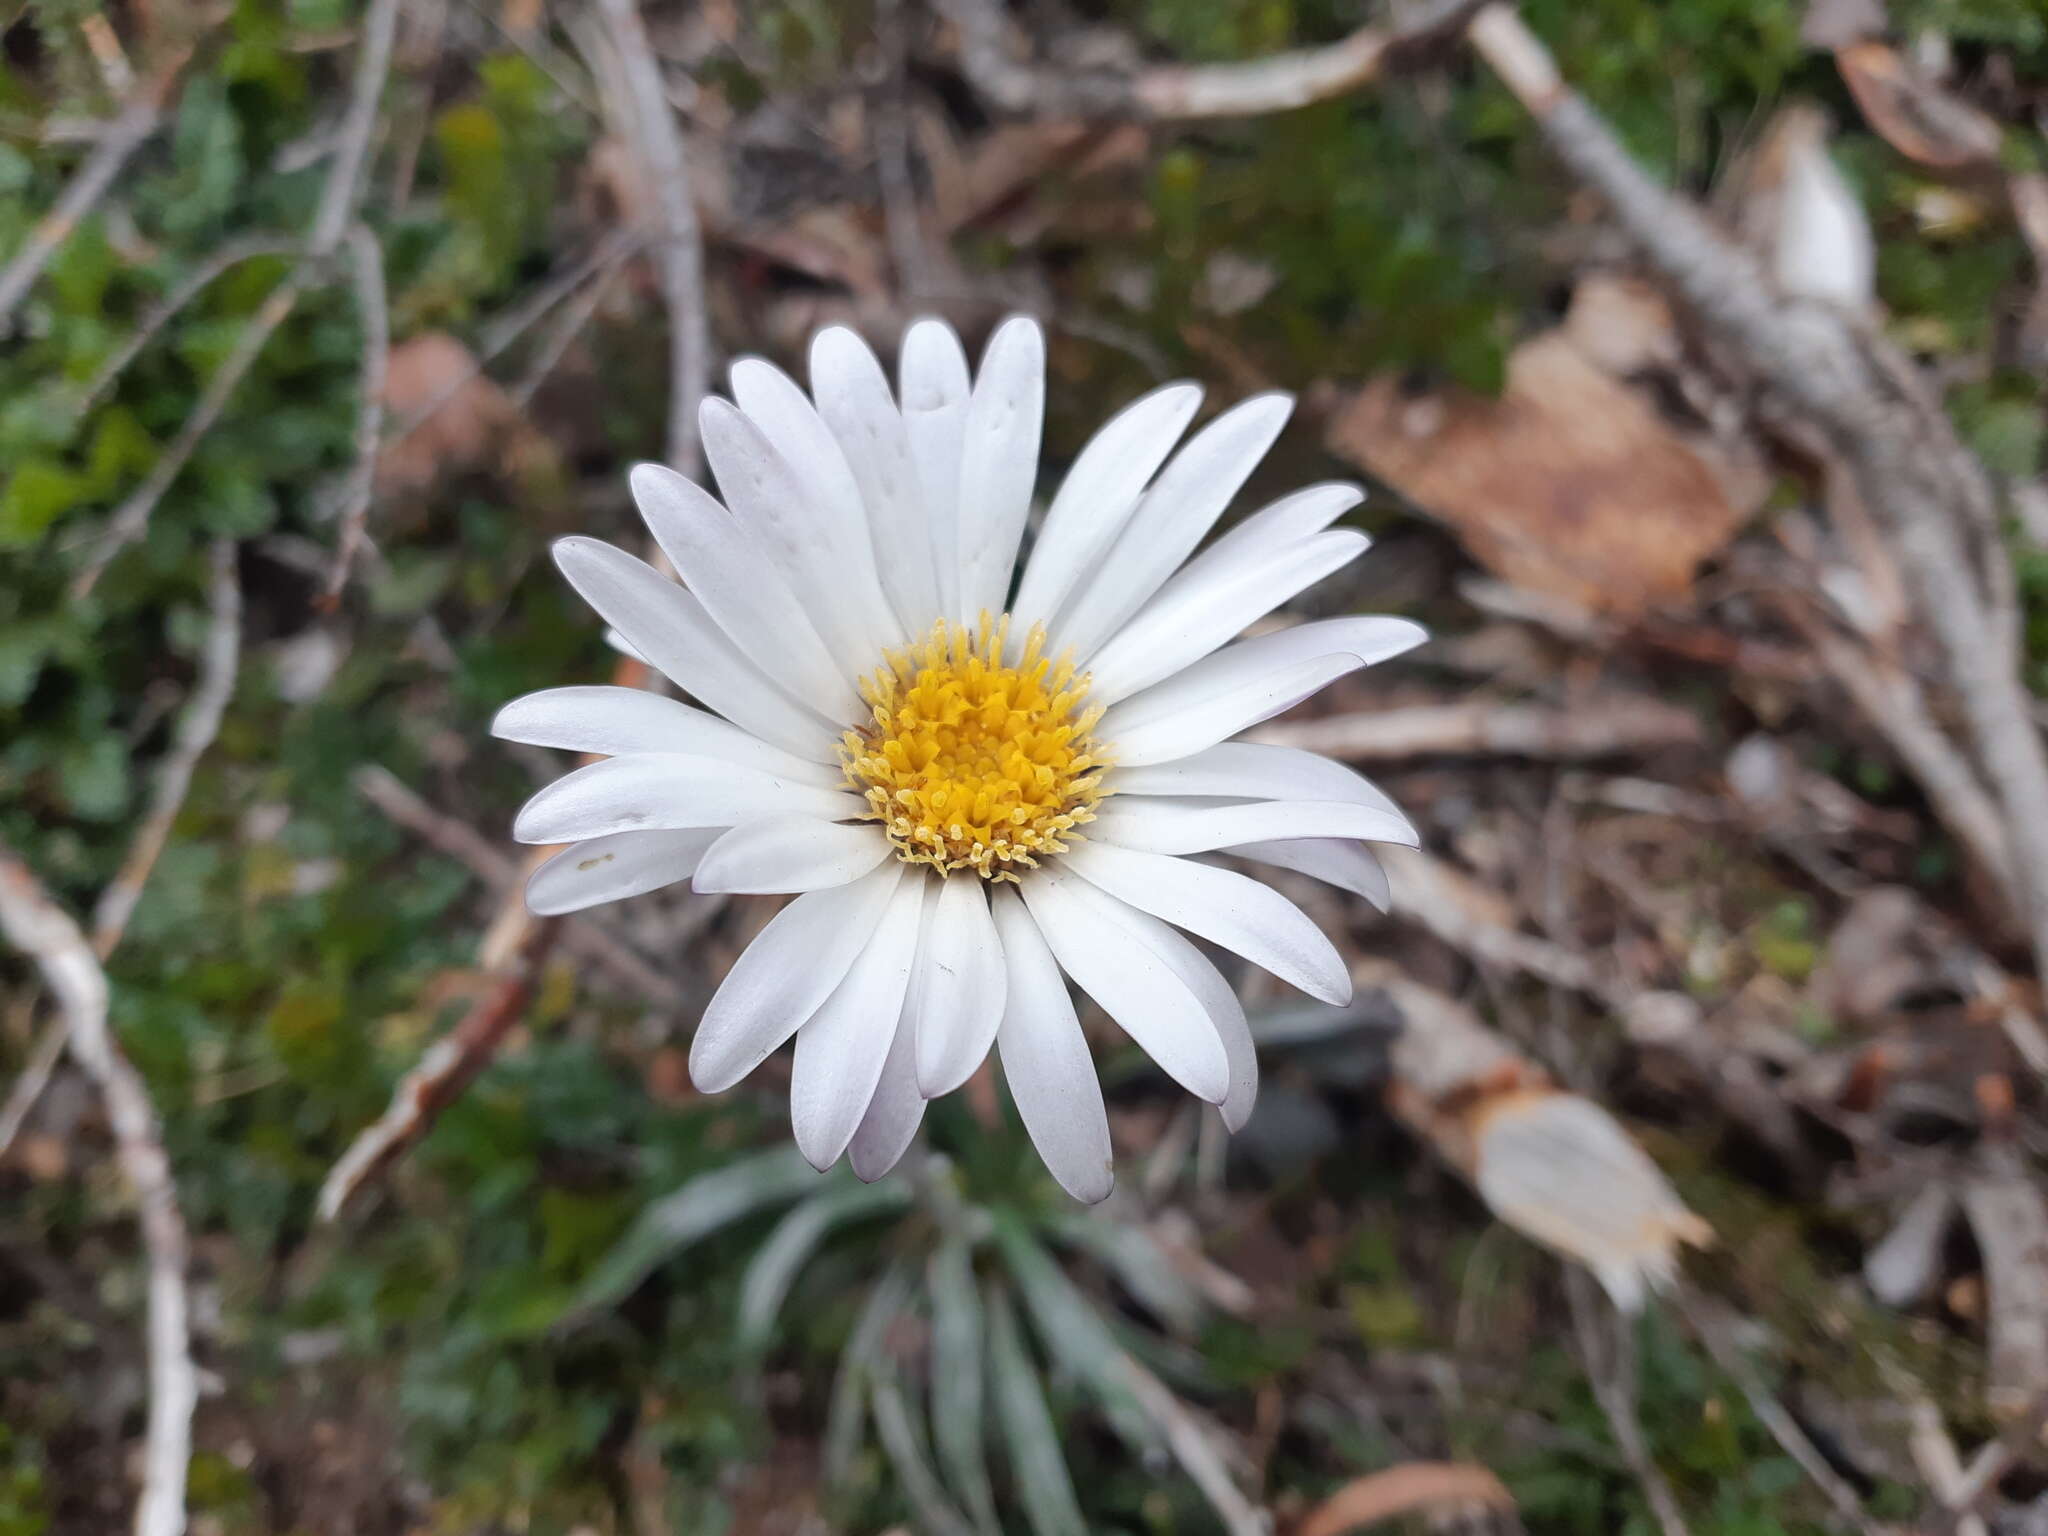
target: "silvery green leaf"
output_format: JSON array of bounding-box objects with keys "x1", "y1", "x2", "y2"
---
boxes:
[
  {"x1": 993, "y1": 1212, "x2": 1158, "y2": 1459},
  {"x1": 985, "y1": 1279, "x2": 1088, "y2": 1536},
  {"x1": 738, "y1": 1178, "x2": 913, "y2": 1352},
  {"x1": 871, "y1": 1332, "x2": 978, "y2": 1536},
  {"x1": 1050, "y1": 1209, "x2": 1206, "y2": 1335},
  {"x1": 824, "y1": 1260, "x2": 915, "y2": 1492},
  {"x1": 561, "y1": 1145, "x2": 818, "y2": 1321},
  {"x1": 927, "y1": 1228, "x2": 999, "y2": 1534}
]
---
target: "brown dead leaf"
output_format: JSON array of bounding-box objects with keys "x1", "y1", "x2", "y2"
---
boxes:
[
  {"x1": 1327, "y1": 329, "x2": 1765, "y2": 616},
  {"x1": 1835, "y1": 41, "x2": 2004, "y2": 170},
  {"x1": 376, "y1": 333, "x2": 525, "y2": 501},
  {"x1": 1294, "y1": 1462, "x2": 1516, "y2": 1536}
]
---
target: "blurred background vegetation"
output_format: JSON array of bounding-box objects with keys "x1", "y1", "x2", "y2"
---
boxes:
[{"x1": 3, "y1": 0, "x2": 2047, "y2": 1532}]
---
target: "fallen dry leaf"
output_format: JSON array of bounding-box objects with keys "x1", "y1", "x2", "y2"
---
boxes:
[
  {"x1": 1835, "y1": 41, "x2": 2004, "y2": 170},
  {"x1": 1326, "y1": 327, "x2": 1766, "y2": 616},
  {"x1": 376, "y1": 332, "x2": 525, "y2": 501},
  {"x1": 1294, "y1": 1462, "x2": 1516, "y2": 1536},
  {"x1": 1376, "y1": 968, "x2": 1712, "y2": 1312}
]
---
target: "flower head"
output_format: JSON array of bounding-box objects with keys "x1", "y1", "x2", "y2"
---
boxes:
[{"x1": 496, "y1": 317, "x2": 1424, "y2": 1202}]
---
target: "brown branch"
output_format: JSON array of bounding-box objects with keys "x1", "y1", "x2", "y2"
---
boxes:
[
  {"x1": 316, "y1": 913, "x2": 563, "y2": 1220},
  {"x1": 91, "y1": 539, "x2": 242, "y2": 957},
  {"x1": 0, "y1": 56, "x2": 186, "y2": 334},
  {"x1": 1249, "y1": 696, "x2": 1701, "y2": 761},
  {"x1": 321, "y1": 223, "x2": 391, "y2": 604},
  {"x1": 351, "y1": 765, "x2": 683, "y2": 1007},
  {"x1": 0, "y1": 847, "x2": 194, "y2": 1536},
  {"x1": 940, "y1": 0, "x2": 1485, "y2": 119},
  {"x1": 594, "y1": 0, "x2": 709, "y2": 475},
  {"x1": 1465, "y1": 2, "x2": 2048, "y2": 984}
]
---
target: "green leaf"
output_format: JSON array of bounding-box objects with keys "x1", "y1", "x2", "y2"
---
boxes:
[
  {"x1": 824, "y1": 1260, "x2": 915, "y2": 1492},
  {"x1": 993, "y1": 1213, "x2": 1158, "y2": 1459},
  {"x1": 0, "y1": 460, "x2": 88, "y2": 549},
  {"x1": 1051, "y1": 1210, "x2": 1206, "y2": 1335},
  {"x1": 869, "y1": 1336, "x2": 977, "y2": 1536},
  {"x1": 735, "y1": 1177, "x2": 910, "y2": 1353},
  {"x1": 985, "y1": 1279, "x2": 1088, "y2": 1536},
  {"x1": 560, "y1": 1145, "x2": 818, "y2": 1321},
  {"x1": 927, "y1": 1229, "x2": 999, "y2": 1534}
]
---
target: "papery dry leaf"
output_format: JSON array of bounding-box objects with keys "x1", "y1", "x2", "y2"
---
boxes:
[
  {"x1": 1295, "y1": 1462, "x2": 1517, "y2": 1536},
  {"x1": 1773, "y1": 115, "x2": 1875, "y2": 305},
  {"x1": 1326, "y1": 331, "x2": 1763, "y2": 616},
  {"x1": 1377, "y1": 970, "x2": 1711, "y2": 1312},
  {"x1": 1835, "y1": 41, "x2": 2003, "y2": 170},
  {"x1": 1472, "y1": 1090, "x2": 1713, "y2": 1312},
  {"x1": 376, "y1": 333, "x2": 525, "y2": 500},
  {"x1": 1720, "y1": 107, "x2": 1874, "y2": 307}
]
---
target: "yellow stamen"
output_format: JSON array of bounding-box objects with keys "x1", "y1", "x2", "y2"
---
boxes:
[{"x1": 841, "y1": 615, "x2": 1110, "y2": 881}]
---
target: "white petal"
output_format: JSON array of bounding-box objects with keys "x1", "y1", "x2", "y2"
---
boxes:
[
  {"x1": 512, "y1": 754, "x2": 862, "y2": 845},
  {"x1": 552, "y1": 537, "x2": 840, "y2": 762},
  {"x1": 729, "y1": 354, "x2": 905, "y2": 643},
  {"x1": 1009, "y1": 381, "x2": 1203, "y2": 644},
  {"x1": 693, "y1": 815, "x2": 893, "y2": 894},
  {"x1": 628, "y1": 464, "x2": 863, "y2": 722},
  {"x1": 1228, "y1": 838, "x2": 1391, "y2": 911},
  {"x1": 1096, "y1": 900, "x2": 1259, "y2": 1132},
  {"x1": 898, "y1": 319, "x2": 973, "y2": 619},
  {"x1": 1060, "y1": 840, "x2": 1351, "y2": 1004},
  {"x1": 1100, "y1": 654, "x2": 1358, "y2": 767},
  {"x1": 525, "y1": 828, "x2": 720, "y2": 915},
  {"x1": 791, "y1": 873, "x2": 926, "y2": 1169},
  {"x1": 1018, "y1": 868, "x2": 1230, "y2": 1104},
  {"x1": 1109, "y1": 741, "x2": 1404, "y2": 819},
  {"x1": 1100, "y1": 616, "x2": 1426, "y2": 767},
  {"x1": 1186, "y1": 480, "x2": 1363, "y2": 569},
  {"x1": 493, "y1": 686, "x2": 842, "y2": 786},
  {"x1": 989, "y1": 885, "x2": 1113, "y2": 1202},
  {"x1": 908, "y1": 874, "x2": 1008, "y2": 1097},
  {"x1": 956, "y1": 316, "x2": 1045, "y2": 623},
  {"x1": 849, "y1": 988, "x2": 926, "y2": 1182},
  {"x1": 1090, "y1": 797, "x2": 1417, "y2": 855},
  {"x1": 701, "y1": 394, "x2": 898, "y2": 666},
  {"x1": 1085, "y1": 529, "x2": 1370, "y2": 705},
  {"x1": 1052, "y1": 393, "x2": 1292, "y2": 660},
  {"x1": 689, "y1": 861, "x2": 905, "y2": 1093},
  {"x1": 815, "y1": 326, "x2": 943, "y2": 628}
]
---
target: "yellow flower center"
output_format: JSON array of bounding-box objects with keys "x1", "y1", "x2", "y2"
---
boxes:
[{"x1": 841, "y1": 616, "x2": 1109, "y2": 880}]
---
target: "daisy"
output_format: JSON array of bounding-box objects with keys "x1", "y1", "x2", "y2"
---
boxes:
[{"x1": 495, "y1": 316, "x2": 1423, "y2": 1202}]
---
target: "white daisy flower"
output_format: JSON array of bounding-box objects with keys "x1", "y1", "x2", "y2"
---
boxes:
[{"x1": 495, "y1": 316, "x2": 1424, "y2": 1202}]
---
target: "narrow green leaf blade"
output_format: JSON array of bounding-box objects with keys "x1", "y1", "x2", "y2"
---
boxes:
[{"x1": 986, "y1": 1278, "x2": 1089, "y2": 1536}]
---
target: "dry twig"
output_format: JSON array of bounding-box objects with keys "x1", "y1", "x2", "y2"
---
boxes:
[
  {"x1": 317, "y1": 914, "x2": 564, "y2": 1220},
  {"x1": 1250, "y1": 697, "x2": 1700, "y2": 762},
  {"x1": 91, "y1": 540, "x2": 242, "y2": 957},
  {"x1": 940, "y1": 0, "x2": 1484, "y2": 119},
  {"x1": 72, "y1": 0, "x2": 401, "y2": 597},
  {"x1": 321, "y1": 223, "x2": 391, "y2": 603},
  {"x1": 351, "y1": 765, "x2": 683, "y2": 1007},
  {"x1": 1464, "y1": 2, "x2": 2048, "y2": 984},
  {"x1": 594, "y1": 0, "x2": 709, "y2": 475},
  {"x1": 72, "y1": 235, "x2": 304, "y2": 420},
  {"x1": 0, "y1": 57, "x2": 186, "y2": 334},
  {"x1": 1567, "y1": 1269, "x2": 1690, "y2": 1536},
  {"x1": 0, "y1": 847, "x2": 195, "y2": 1536}
]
